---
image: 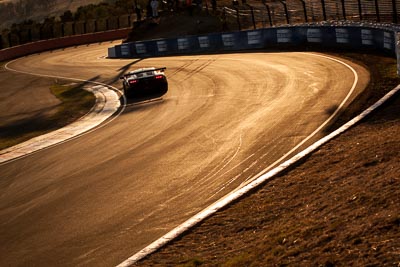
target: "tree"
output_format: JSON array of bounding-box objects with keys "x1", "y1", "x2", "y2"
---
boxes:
[{"x1": 60, "y1": 10, "x2": 74, "y2": 22}]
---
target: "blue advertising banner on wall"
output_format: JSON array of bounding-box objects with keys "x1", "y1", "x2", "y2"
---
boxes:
[{"x1": 109, "y1": 25, "x2": 396, "y2": 59}]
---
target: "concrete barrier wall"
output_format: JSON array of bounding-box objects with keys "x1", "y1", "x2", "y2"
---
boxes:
[
  {"x1": 107, "y1": 25, "x2": 397, "y2": 59},
  {"x1": 0, "y1": 28, "x2": 131, "y2": 62}
]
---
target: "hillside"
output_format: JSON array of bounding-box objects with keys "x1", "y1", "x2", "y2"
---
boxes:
[{"x1": 0, "y1": 0, "x2": 110, "y2": 30}]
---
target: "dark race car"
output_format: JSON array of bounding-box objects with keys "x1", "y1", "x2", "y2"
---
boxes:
[{"x1": 120, "y1": 67, "x2": 168, "y2": 98}]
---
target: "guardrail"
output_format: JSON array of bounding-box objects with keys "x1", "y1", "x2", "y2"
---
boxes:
[
  {"x1": 108, "y1": 22, "x2": 400, "y2": 74},
  {"x1": 1, "y1": 0, "x2": 398, "y2": 50},
  {"x1": 108, "y1": 23, "x2": 397, "y2": 57},
  {"x1": 0, "y1": 28, "x2": 131, "y2": 62}
]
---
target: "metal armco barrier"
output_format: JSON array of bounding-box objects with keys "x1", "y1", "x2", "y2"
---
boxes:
[{"x1": 108, "y1": 25, "x2": 397, "y2": 59}]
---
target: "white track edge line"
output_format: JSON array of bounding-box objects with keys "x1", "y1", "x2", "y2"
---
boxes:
[
  {"x1": 0, "y1": 58, "x2": 126, "y2": 165},
  {"x1": 116, "y1": 66, "x2": 399, "y2": 267},
  {"x1": 239, "y1": 52, "x2": 359, "y2": 188}
]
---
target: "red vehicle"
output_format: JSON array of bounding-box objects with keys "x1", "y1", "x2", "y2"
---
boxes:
[{"x1": 120, "y1": 67, "x2": 168, "y2": 97}]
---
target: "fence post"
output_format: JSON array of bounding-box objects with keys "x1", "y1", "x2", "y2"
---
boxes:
[
  {"x1": 0, "y1": 35, "x2": 3, "y2": 49},
  {"x1": 340, "y1": 0, "x2": 346, "y2": 20},
  {"x1": 249, "y1": 5, "x2": 256, "y2": 29},
  {"x1": 264, "y1": 3, "x2": 273, "y2": 26},
  {"x1": 321, "y1": 0, "x2": 327, "y2": 21},
  {"x1": 39, "y1": 26, "x2": 43, "y2": 40},
  {"x1": 392, "y1": 0, "x2": 398, "y2": 23},
  {"x1": 374, "y1": 0, "x2": 380, "y2": 22},
  {"x1": 357, "y1": 0, "x2": 363, "y2": 20},
  {"x1": 235, "y1": 8, "x2": 241, "y2": 31},
  {"x1": 279, "y1": 0, "x2": 290, "y2": 24},
  {"x1": 61, "y1": 23, "x2": 65, "y2": 37},
  {"x1": 299, "y1": 0, "x2": 308, "y2": 22},
  {"x1": 8, "y1": 33, "x2": 12, "y2": 47},
  {"x1": 222, "y1": 7, "x2": 228, "y2": 31},
  {"x1": 28, "y1": 28, "x2": 32, "y2": 42}
]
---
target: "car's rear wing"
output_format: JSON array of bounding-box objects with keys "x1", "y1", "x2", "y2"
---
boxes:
[{"x1": 120, "y1": 67, "x2": 166, "y2": 79}]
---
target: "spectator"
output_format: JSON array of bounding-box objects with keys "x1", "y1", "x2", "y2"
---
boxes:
[
  {"x1": 146, "y1": 0, "x2": 152, "y2": 18},
  {"x1": 196, "y1": 0, "x2": 202, "y2": 13},
  {"x1": 186, "y1": 0, "x2": 193, "y2": 16},
  {"x1": 151, "y1": 0, "x2": 159, "y2": 17},
  {"x1": 134, "y1": 1, "x2": 142, "y2": 21},
  {"x1": 211, "y1": 0, "x2": 216, "y2": 12}
]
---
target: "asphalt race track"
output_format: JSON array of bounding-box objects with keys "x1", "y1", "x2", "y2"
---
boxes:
[{"x1": 0, "y1": 43, "x2": 369, "y2": 266}]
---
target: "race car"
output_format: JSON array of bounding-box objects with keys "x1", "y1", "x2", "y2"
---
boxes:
[{"x1": 120, "y1": 67, "x2": 168, "y2": 97}]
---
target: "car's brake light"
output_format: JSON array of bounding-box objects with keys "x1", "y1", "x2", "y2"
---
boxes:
[
  {"x1": 129, "y1": 79, "x2": 138, "y2": 84},
  {"x1": 155, "y1": 75, "x2": 163, "y2": 79}
]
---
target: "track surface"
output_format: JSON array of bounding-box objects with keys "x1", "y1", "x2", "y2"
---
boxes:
[{"x1": 0, "y1": 43, "x2": 368, "y2": 266}]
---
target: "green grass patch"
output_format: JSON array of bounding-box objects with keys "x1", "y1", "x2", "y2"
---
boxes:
[
  {"x1": 0, "y1": 82, "x2": 95, "y2": 150},
  {"x1": 50, "y1": 82, "x2": 95, "y2": 122}
]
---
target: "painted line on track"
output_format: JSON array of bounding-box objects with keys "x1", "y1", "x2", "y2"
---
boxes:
[
  {"x1": 115, "y1": 55, "x2": 399, "y2": 267},
  {"x1": 0, "y1": 59, "x2": 126, "y2": 165},
  {"x1": 240, "y1": 52, "x2": 360, "y2": 187}
]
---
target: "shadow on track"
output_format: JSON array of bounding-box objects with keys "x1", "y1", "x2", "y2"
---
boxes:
[
  {"x1": 122, "y1": 90, "x2": 169, "y2": 112},
  {"x1": 108, "y1": 58, "x2": 145, "y2": 85}
]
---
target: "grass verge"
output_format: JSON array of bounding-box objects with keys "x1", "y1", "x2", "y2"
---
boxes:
[
  {"x1": 50, "y1": 82, "x2": 95, "y2": 124},
  {"x1": 0, "y1": 82, "x2": 95, "y2": 150}
]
